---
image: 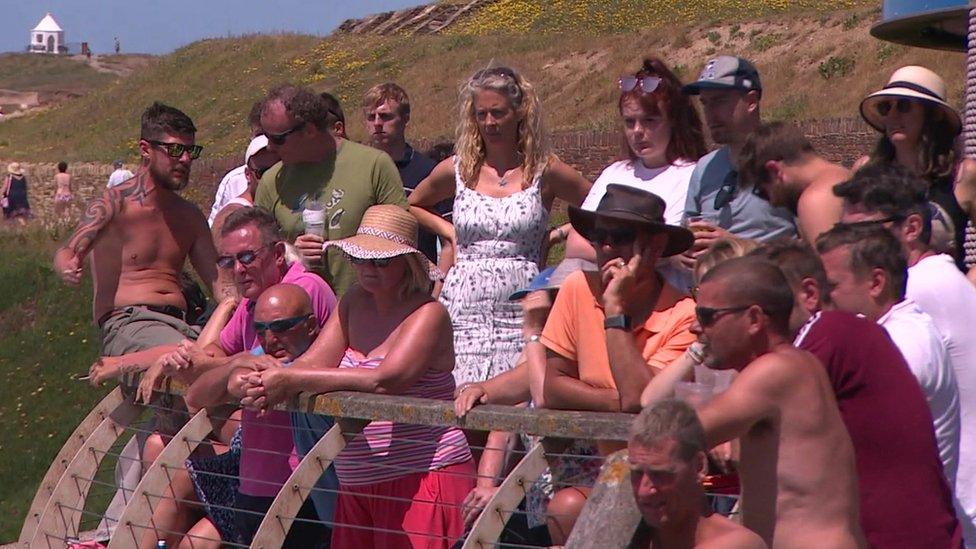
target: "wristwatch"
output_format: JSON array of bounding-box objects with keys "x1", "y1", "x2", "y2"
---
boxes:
[
  {"x1": 526, "y1": 333, "x2": 543, "y2": 344},
  {"x1": 604, "y1": 315, "x2": 632, "y2": 330}
]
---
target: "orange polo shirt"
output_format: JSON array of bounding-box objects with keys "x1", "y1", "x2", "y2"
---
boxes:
[{"x1": 541, "y1": 270, "x2": 696, "y2": 390}]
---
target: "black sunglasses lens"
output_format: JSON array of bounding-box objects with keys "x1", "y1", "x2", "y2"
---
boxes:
[
  {"x1": 876, "y1": 101, "x2": 891, "y2": 117},
  {"x1": 217, "y1": 256, "x2": 234, "y2": 268},
  {"x1": 896, "y1": 98, "x2": 913, "y2": 113},
  {"x1": 696, "y1": 308, "x2": 715, "y2": 327},
  {"x1": 238, "y1": 251, "x2": 258, "y2": 265}
]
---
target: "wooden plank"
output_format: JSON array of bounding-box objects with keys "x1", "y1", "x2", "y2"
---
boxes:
[
  {"x1": 462, "y1": 441, "x2": 548, "y2": 549},
  {"x1": 29, "y1": 399, "x2": 143, "y2": 549},
  {"x1": 106, "y1": 408, "x2": 215, "y2": 549},
  {"x1": 18, "y1": 387, "x2": 127, "y2": 546},
  {"x1": 249, "y1": 421, "x2": 359, "y2": 549},
  {"x1": 564, "y1": 450, "x2": 641, "y2": 549}
]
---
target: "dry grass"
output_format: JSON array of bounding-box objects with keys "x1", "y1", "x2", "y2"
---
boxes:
[{"x1": 0, "y1": 2, "x2": 964, "y2": 163}]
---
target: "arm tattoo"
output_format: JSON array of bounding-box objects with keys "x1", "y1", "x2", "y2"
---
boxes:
[{"x1": 63, "y1": 171, "x2": 152, "y2": 257}]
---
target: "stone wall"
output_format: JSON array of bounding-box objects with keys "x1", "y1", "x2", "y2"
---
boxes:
[{"x1": 5, "y1": 117, "x2": 878, "y2": 228}]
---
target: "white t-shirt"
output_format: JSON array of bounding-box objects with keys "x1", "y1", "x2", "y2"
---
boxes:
[
  {"x1": 208, "y1": 164, "x2": 248, "y2": 226},
  {"x1": 878, "y1": 298, "x2": 960, "y2": 485},
  {"x1": 908, "y1": 253, "x2": 976, "y2": 538},
  {"x1": 106, "y1": 168, "x2": 134, "y2": 188},
  {"x1": 581, "y1": 159, "x2": 696, "y2": 225}
]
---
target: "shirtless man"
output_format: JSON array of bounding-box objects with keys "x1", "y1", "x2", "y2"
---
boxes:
[
  {"x1": 53, "y1": 102, "x2": 217, "y2": 356},
  {"x1": 736, "y1": 121, "x2": 849, "y2": 245},
  {"x1": 628, "y1": 399, "x2": 765, "y2": 548},
  {"x1": 685, "y1": 257, "x2": 863, "y2": 546}
]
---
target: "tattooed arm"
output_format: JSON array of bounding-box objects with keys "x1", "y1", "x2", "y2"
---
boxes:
[{"x1": 53, "y1": 173, "x2": 148, "y2": 285}]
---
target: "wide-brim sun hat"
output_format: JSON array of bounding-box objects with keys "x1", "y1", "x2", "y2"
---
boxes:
[
  {"x1": 568, "y1": 184, "x2": 694, "y2": 257},
  {"x1": 324, "y1": 204, "x2": 442, "y2": 280},
  {"x1": 7, "y1": 162, "x2": 23, "y2": 176},
  {"x1": 860, "y1": 65, "x2": 961, "y2": 136}
]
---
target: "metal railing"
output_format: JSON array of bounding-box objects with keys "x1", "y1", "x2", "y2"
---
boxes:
[{"x1": 18, "y1": 376, "x2": 649, "y2": 549}]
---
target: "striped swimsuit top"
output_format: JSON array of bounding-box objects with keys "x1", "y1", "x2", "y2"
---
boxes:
[{"x1": 333, "y1": 348, "x2": 472, "y2": 486}]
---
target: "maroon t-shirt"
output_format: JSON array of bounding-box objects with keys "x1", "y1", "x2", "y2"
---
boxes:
[{"x1": 796, "y1": 311, "x2": 961, "y2": 548}]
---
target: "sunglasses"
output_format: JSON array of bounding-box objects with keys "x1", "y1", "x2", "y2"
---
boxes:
[
  {"x1": 473, "y1": 66, "x2": 518, "y2": 81},
  {"x1": 266, "y1": 121, "x2": 306, "y2": 146},
  {"x1": 216, "y1": 246, "x2": 269, "y2": 269},
  {"x1": 619, "y1": 75, "x2": 662, "y2": 94},
  {"x1": 589, "y1": 227, "x2": 638, "y2": 247},
  {"x1": 714, "y1": 170, "x2": 738, "y2": 210},
  {"x1": 875, "y1": 98, "x2": 915, "y2": 117},
  {"x1": 146, "y1": 140, "x2": 203, "y2": 160},
  {"x1": 350, "y1": 256, "x2": 395, "y2": 267},
  {"x1": 253, "y1": 313, "x2": 311, "y2": 334},
  {"x1": 695, "y1": 305, "x2": 754, "y2": 327}
]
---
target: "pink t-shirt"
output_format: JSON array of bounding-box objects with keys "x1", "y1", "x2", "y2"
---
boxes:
[{"x1": 219, "y1": 262, "x2": 338, "y2": 497}]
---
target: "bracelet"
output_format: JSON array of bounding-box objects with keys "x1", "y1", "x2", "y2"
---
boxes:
[{"x1": 685, "y1": 342, "x2": 706, "y2": 365}]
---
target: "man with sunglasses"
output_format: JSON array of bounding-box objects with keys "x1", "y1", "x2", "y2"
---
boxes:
[
  {"x1": 255, "y1": 84, "x2": 407, "y2": 296},
  {"x1": 186, "y1": 282, "x2": 335, "y2": 548},
  {"x1": 737, "y1": 121, "x2": 849, "y2": 245},
  {"x1": 53, "y1": 101, "x2": 217, "y2": 357},
  {"x1": 752, "y1": 239, "x2": 963, "y2": 547},
  {"x1": 680, "y1": 56, "x2": 795, "y2": 267},
  {"x1": 833, "y1": 164, "x2": 976, "y2": 540}
]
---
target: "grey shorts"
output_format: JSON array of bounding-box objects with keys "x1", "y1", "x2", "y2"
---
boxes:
[{"x1": 99, "y1": 305, "x2": 200, "y2": 356}]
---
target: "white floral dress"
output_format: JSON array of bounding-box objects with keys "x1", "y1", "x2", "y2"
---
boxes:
[{"x1": 440, "y1": 162, "x2": 548, "y2": 385}]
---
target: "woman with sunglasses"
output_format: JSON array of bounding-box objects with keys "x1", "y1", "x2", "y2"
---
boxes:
[
  {"x1": 563, "y1": 57, "x2": 707, "y2": 288},
  {"x1": 243, "y1": 205, "x2": 474, "y2": 548},
  {"x1": 408, "y1": 66, "x2": 591, "y2": 388},
  {"x1": 857, "y1": 65, "x2": 970, "y2": 271}
]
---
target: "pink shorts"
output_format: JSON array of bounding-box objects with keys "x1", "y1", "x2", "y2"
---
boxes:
[{"x1": 331, "y1": 460, "x2": 475, "y2": 549}]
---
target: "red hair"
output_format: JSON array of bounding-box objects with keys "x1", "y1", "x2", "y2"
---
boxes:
[{"x1": 619, "y1": 57, "x2": 707, "y2": 164}]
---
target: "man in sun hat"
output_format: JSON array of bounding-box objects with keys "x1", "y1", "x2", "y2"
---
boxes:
[
  {"x1": 542, "y1": 184, "x2": 697, "y2": 418},
  {"x1": 106, "y1": 158, "x2": 134, "y2": 188},
  {"x1": 680, "y1": 55, "x2": 796, "y2": 267}
]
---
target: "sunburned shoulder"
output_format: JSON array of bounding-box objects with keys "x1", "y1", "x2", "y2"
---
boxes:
[
  {"x1": 739, "y1": 345, "x2": 817, "y2": 384},
  {"x1": 698, "y1": 514, "x2": 768, "y2": 549}
]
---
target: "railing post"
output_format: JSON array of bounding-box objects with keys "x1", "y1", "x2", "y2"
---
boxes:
[
  {"x1": 249, "y1": 421, "x2": 360, "y2": 549},
  {"x1": 106, "y1": 407, "x2": 214, "y2": 549},
  {"x1": 29, "y1": 396, "x2": 143, "y2": 548},
  {"x1": 19, "y1": 387, "x2": 129, "y2": 546},
  {"x1": 462, "y1": 441, "x2": 548, "y2": 548},
  {"x1": 564, "y1": 450, "x2": 641, "y2": 549}
]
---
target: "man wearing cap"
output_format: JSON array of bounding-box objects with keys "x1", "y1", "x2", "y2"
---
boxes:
[
  {"x1": 208, "y1": 102, "x2": 266, "y2": 226},
  {"x1": 210, "y1": 135, "x2": 279, "y2": 236},
  {"x1": 256, "y1": 83, "x2": 407, "y2": 296},
  {"x1": 106, "y1": 158, "x2": 134, "y2": 188},
  {"x1": 680, "y1": 56, "x2": 796, "y2": 266}
]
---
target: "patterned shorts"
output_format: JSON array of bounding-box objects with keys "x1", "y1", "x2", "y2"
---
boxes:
[{"x1": 187, "y1": 427, "x2": 243, "y2": 543}]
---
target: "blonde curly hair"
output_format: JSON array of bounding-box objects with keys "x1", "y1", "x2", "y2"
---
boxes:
[{"x1": 455, "y1": 66, "x2": 550, "y2": 189}]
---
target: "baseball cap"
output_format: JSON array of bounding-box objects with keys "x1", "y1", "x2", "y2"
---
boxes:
[
  {"x1": 682, "y1": 56, "x2": 762, "y2": 95},
  {"x1": 113, "y1": 159, "x2": 124, "y2": 168},
  {"x1": 507, "y1": 258, "x2": 598, "y2": 301},
  {"x1": 244, "y1": 135, "x2": 270, "y2": 164}
]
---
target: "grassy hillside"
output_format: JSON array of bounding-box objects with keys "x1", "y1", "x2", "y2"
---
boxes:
[
  {"x1": 0, "y1": 227, "x2": 106, "y2": 541},
  {"x1": 0, "y1": 53, "x2": 117, "y2": 94},
  {"x1": 0, "y1": 1, "x2": 965, "y2": 163}
]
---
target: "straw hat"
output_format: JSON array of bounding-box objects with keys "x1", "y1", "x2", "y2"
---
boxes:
[
  {"x1": 325, "y1": 205, "x2": 442, "y2": 280},
  {"x1": 860, "y1": 66, "x2": 961, "y2": 135},
  {"x1": 7, "y1": 162, "x2": 23, "y2": 176}
]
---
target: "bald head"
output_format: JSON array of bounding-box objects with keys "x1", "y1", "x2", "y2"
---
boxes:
[
  {"x1": 699, "y1": 256, "x2": 794, "y2": 334},
  {"x1": 253, "y1": 283, "x2": 316, "y2": 361},
  {"x1": 255, "y1": 283, "x2": 312, "y2": 319}
]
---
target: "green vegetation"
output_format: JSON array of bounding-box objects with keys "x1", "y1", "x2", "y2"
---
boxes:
[
  {"x1": 0, "y1": 53, "x2": 116, "y2": 93},
  {"x1": 750, "y1": 33, "x2": 779, "y2": 52},
  {"x1": 0, "y1": 228, "x2": 106, "y2": 541},
  {"x1": 819, "y1": 55, "x2": 856, "y2": 79}
]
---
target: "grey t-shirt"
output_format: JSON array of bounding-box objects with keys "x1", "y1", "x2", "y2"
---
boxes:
[{"x1": 683, "y1": 146, "x2": 796, "y2": 241}]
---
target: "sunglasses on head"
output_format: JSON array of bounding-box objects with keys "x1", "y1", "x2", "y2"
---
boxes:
[
  {"x1": 349, "y1": 256, "x2": 395, "y2": 267},
  {"x1": 253, "y1": 313, "x2": 311, "y2": 334},
  {"x1": 146, "y1": 140, "x2": 203, "y2": 160},
  {"x1": 875, "y1": 98, "x2": 915, "y2": 117},
  {"x1": 840, "y1": 214, "x2": 906, "y2": 229},
  {"x1": 695, "y1": 305, "x2": 754, "y2": 327},
  {"x1": 266, "y1": 121, "x2": 306, "y2": 146},
  {"x1": 589, "y1": 226, "x2": 638, "y2": 247},
  {"x1": 618, "y1": 75, "x2": 662, "y2": 94},
  {"x1": 216, "y1": 246, "x2": 269, "y2": 269},
  {"x1": 474, "y1": 66, "x2": 518, "y2": 81}
]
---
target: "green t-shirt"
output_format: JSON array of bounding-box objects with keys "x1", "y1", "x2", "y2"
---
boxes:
[{"x1": 255, "y1": 139, "x2": 407, "y2": 295}]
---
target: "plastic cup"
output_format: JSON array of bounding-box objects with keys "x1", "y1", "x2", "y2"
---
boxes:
[
  {"x1": 302, "y1": 208, "x2": 326, "y2": 237},
  {"x1": 674, "y1": 381, "x2": 715, "y2": 409}
]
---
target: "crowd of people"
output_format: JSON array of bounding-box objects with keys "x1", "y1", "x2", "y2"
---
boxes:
[{"x1": 51, "y1": 51, "x2": 976, "y2": 549}]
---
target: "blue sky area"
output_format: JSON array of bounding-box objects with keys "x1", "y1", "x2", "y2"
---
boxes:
[{"x1": 3, "y1": 0, "x2": 427, "y2": 55}]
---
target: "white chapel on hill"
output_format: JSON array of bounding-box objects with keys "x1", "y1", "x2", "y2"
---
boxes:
[{"x1": 29, "y1": 13, "x2": 65, "y2": 54}]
